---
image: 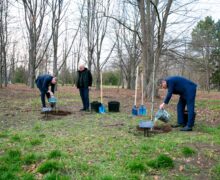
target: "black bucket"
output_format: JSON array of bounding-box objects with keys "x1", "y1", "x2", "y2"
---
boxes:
[
  {"x1": 91, "y1": 101, "x2": 102, "y2": 113},
  {"x1": 108, "y1": 101, "x2": 120, "y2": 112}
]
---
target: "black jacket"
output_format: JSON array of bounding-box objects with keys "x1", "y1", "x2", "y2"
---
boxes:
[
  {"x1": 35, "y1": 74, "x2": 55, "y2": 93},
  {"x1": 77, "y1": 68, "x2": 93, "y2": 88}
]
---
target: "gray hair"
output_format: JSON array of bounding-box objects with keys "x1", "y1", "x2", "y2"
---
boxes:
[{"x1": 157, "y1": 78, "x2": 166, "y2": 86}]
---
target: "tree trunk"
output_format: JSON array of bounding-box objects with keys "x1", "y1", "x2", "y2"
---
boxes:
[{"x1": 3, "y1": 45, "x2": 7, "y2": 87}]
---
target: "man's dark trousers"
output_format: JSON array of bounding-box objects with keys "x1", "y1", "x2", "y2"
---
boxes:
[
  {"x1": 177, "y1": 88, "x2": 196, "y2": 127},
  {"x1": 40, "y1": 91, "x2": 51, "y2": 107},
  {"x1": 79, "y1": 88, "x2": 89, "y2": 110}
]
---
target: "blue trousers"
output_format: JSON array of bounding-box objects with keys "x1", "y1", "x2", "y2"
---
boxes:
[
  {"x1": 79, "y1": 88, "x2": 90, "y2": 110},
  {"x1": 177, "y1": 88, "x2": 196, "y2": 127},
  {"x1": 40, "y1": 91, "x2": 50, "y2": 107}
]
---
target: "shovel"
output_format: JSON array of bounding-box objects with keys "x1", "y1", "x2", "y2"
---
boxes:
[
  {"x1": 99, "y1": 72, "x2": 106, "y2": 114},
  {"x1": 132, "y1": 66, "x2": 139, "y2": 116},
  {"x1": 138, "y1": 73, "x2": 147, "y2": 116}
]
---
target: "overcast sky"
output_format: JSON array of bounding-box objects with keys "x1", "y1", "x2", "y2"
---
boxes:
[
  {"x1": 7, "y1": 0, "x2": 220, "y2": 71},
  {"x1": 197, "y1": 0, "x2": 220, "y2": 21}
]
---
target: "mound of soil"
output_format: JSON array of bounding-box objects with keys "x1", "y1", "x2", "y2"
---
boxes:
[
  {"x1": 136, "y1": 124, "x2": 172, "y2": 134},
  {"x1": 153, "y1": 124, "x2": 172, "y2": 133},
  {"x1": 41, "y1": 110, "x2": 72, "y2": 116}
]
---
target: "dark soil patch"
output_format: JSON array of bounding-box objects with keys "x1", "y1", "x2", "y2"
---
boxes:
[
  {"x1": 41, "y1": 110, "x2": 72, "y2": 116},
  {"x1": 136, "y1": 124, "x2": 172, "y2": 134},
  {"x1": 103, "y1": 123, "x2": 124, "y2": 127},
  {"x1": 152, "y1": 124, "x2": 172, "y2": 133}
]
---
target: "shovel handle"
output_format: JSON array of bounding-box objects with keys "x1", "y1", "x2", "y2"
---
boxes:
[
  {"x1": 141, "y1": 73, "x2": 144, "y2": 105},
  {"x1": 134, "y1": 66, "x2": 139, "y2": 106},
  {"x1": 100, "y1": 72, "x2": 103, "y2": 104}
]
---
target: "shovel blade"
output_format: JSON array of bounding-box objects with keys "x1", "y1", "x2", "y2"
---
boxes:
[
  {"x1": 132, "y1": 105, "x2": 138, "y2": 116},
  {"x1": 138, "y1": 105, "x2": 147, "y2": 116},
  {"x1": 99, "y1": 104, "x2": 106, "y2": 114}
]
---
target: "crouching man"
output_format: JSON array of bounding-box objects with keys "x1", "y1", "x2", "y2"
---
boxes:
[
  {"x1": 35, "y1": 74, "x2": 57, "y2": 111},
  {"x1": 158, "y1": 76, "x2": 197, "y2": 131}
]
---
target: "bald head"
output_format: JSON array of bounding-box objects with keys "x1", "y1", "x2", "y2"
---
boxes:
[
  {"x1": 51, "y1": 77, "x2": 57, "y2": 84},
  {"x1": 79, "y1": 65, "x2": 85, "y2": 71}
]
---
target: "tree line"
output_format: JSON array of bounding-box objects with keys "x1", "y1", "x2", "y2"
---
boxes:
[{"x1": 0, "y1": 0, "x2": 220, "y2": 94}]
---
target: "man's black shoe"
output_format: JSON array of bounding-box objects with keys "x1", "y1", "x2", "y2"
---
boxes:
[
  {"x1": 180, "y1": 126, "x2": 192, "y2": 131},
  {"x1": 80, "y1": 108, "x2": 86, "y2": 111},
  {"x1": 171, "y1": 124, "x2": 185, "y2": 128}
]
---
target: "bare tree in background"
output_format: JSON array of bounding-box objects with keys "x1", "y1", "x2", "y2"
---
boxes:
[
  {"x1": 49, "y1": 0, "x2": 65, "y2": 77},
  {"x1": 9, "y1": 42, "x2": 17, "y2": 83},
  {"x1": 56, "y1": 1, "x2": 84, "y2": 76},
  {"x1": 87, "y1": 0, "x2": 116, "y2": 89},
  {"x1": 21, "y1": 0, "x2": 52, "y2": 88},
  {"x1": 137, "y1": 0, "x2": 173, "y2": 98},
  {"x1": 72, "y1": 27, "x2": 84, "y2": 86},
  {"x1": 114, "y1": 10, "x2": 141, "y2": 89},
  {"x1": 85, "y1": 0, "x2": 96, "y2": 71},
  {"x1": 0, "y1": 0, "x2": 8, "y2": 87}
]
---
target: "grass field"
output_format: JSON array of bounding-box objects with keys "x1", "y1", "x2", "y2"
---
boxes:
[{"x1": 0, "y1": 84, "x2": 220, "y2": 180}]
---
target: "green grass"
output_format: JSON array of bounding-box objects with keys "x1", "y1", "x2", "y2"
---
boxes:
[
  {"x1": 37, "y1": 160, "x2": 62, "y2": 174},
  {"x1": 211, "y1": 163, "x2": 220, "y2": 179},
  {"x1": 23, "y1": 153, "x2": 38, "y2": 165},
  {"x1": 147, "y1": 154, "x2": 174, "y2": 169},
  {"x1": 0, "y1": 131, "x2": 8, "y2": 138},
  {"x1": 127, "y1": 159, "x2": 146, "y2": 172},
  {"x1": 43, "y1": 173, "x2": 70, "y2": 180},
  {"x1": 181, "y1": 147, "x2": 196, "y2": 157},
  {"x1": 7, "y1": 149, "x2": 22, "y2": 161},
  {"x1": 22, "y1": 173, "x2": 35, "y2": 180},
  {"x1": 48, "y1": 150, "x2": 62, "y2": 159},
  {"x1": 196, "y1": 99, "x2": 220, "y2": 110},
  {"x1": 29, "y1": 138, "x2": 42, "y2": 146},
  {"x1": 1, "y1": 89, "x2": 220, "y2": 179}
]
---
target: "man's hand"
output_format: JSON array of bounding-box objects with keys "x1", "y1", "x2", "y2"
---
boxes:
[
  {"x1": 159, "y1": 103, "x2": 165, "y2": 109},
  {"x1": 48, "y1": 90, "x2": 54, "y2": 96}
]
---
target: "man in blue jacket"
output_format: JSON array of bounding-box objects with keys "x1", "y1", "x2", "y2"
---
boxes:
[
  {"x1": 159, "y1": 76, "x2": 197, "y2": 131},
  {"x1": 35, "y1": 74, "x2": 57, "y2": 111},
  {"x1": 77, "y1": 65, "x2": 93, "y2": 111}
]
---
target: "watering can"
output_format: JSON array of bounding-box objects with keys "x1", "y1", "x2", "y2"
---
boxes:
[
  {"x1": 48, "y1": 96, "x2": 57, "y2": 108},
  {"x1": 155, "y1": 109, "x2": 170, "y2": 123}
]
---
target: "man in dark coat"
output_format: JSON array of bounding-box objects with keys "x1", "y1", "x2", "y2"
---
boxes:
[
  {"x1": 35, "y1": 74, "x2": 57, "y2": 110},
  {"x1": 159, "y1": 76, "x2": 197, "y2": 131},
  {"x1": 77, "y1": 65, "x2": 93, "y2": 111}
]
